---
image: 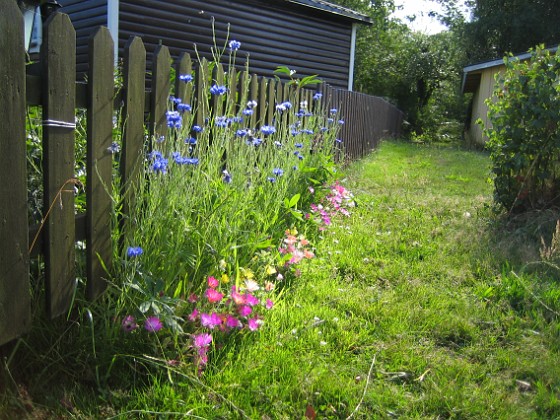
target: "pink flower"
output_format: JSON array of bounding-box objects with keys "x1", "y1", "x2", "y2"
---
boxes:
[
  {"x1": 201, "y1": 312, "x2": 222, "y2": 329},
  {"x1": 188, "y1": 293, "x2": 198, "y2": 303},
  {"x1": 265, "y1": 299, "x2": 274, "y2": 310},
  {"x1": 247, "y1": 317, "x2": 261, "y2": 331},
  {"x1": 188, "y1": 308, "x2": 199, "y2": 322},
  {"x1": 309, "y1": 186, "x2": 315, "y2": 194},
  {"x1": 304, "y1": 250, "x2": 315, "y2": 259},
  {"x1": 245, "y1": 293, "x2": 259, "y2": 307},
  {"x1": 144, "y1": 316, "x2": 163, "y2": 333},
  {"x1": 207, "y1": 276, "x2": 219, "y2": 288},
  {"x1": 238, "y1": 305, "x2": 252, "y2": 317},
  {"x1": 121, "y1": 315, "x2": 137, "y2": 332},
  {"x1": 206, "y1": 288, "x2": 224, "y2": 303},
  {"x1": 225, "y1": 315, "x2": 242, "y2": 329},
  {"x1": 193, "y1": 333, "x2": 213, "y2": 348},
  {"x1": 231, "y1": 287, "x2": 246, "y2": 305}
]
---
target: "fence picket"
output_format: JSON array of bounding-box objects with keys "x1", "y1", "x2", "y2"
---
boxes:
[
  {"x1": 150, "y1": 45, "x2": 172, "y2": 142},
  {"x1": 175, "y1": 52, "x2": 193, "y2": 128},
  {"x1": 41, "y1": 13, "x2": 77, "y2": 319},
  {"x1": 120, "y1": 37, "x2": 146, "y2": 240},
  {"x1": 86, "y1": 27, "x2": 114, "y2": 300},
  {"x1": 0, "y1": 1, "x2": 31, "y2": 344}
]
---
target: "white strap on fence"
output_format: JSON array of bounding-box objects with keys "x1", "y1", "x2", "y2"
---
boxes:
[{"x1": 42, "y1": 119, "x2": 76, "y2": 129}]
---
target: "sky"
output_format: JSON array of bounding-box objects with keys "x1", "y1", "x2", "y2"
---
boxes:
[{"x1": 392, "y1": 0, "x2": 449, "y2": 34}]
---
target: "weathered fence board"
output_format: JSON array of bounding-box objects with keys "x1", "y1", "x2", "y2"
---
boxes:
[
  {"x1": 41, "y1": 14, "x2": 77, "y2": 319},
  {"x1": 86, "y1": 27, "x2": 114, "y2": 300},
  {"x1": 0, "y1": 11, "x2": 403, "y2": 346},
  {"x1": 120, "y1": 36, "x2": 146, "y2": 239},
  {"x1": 0, "y1": 1, "x2": 31, "y2": 344}
]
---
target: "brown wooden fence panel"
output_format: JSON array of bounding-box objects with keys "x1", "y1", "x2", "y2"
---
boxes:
[
  {"x1": 175, "y1": 52, "x2": 193, "y2": 128},
  {"x1": 0, "y1": 1, "x2": 31, "y2": 344},
  {"x1": 41, "y1": 14, "x2": 77, "y2": 319},
  {"x1": 150, "y1": 45, "x2": 172, "y2": 142},
  {"x1": 86, "y1": 27, "x2": 114, "y2": 300},
  {"x1": 120, "y1": 36, "x2": 146, "y2": 239}
]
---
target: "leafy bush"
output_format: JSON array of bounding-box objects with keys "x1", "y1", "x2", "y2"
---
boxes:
[{"x1": 483, "y1": 46, "x2": 560, "y2": 212}]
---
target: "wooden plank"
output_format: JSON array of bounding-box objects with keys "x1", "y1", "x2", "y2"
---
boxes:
[
  {"x1": 175, "y1": 52, "x2": 193, "y2": 129},
  {"x1": 212, "y1": 63, "x2": 225, "y2": 118},
  {"x1": 249, "y1": 74, "x2": 258, "y2": 128},
  {"x1": 0, "y1": 1, "x2": 31, "y2": 345},
  {"x1": 258, "y1": 77, "x2": 267, "y2": 126},
  {"x1": 41, "y1": 13, "x2": 77, "y2": 319},
  {"x1": 266, "y1": 79, "x2": 276, "y2": 126},
  {"x1": 120, "y1": 36, "x2": 146, "y2": 240},
  {"x1": 86, "y1": 27, "x2": 114, "y2": 300},
  {"x1": 195, "y1": 59, "x2": 209, "y2": 128},
  {"x1": 149, "y1": 44, "x2": 171, "y2": 142}
]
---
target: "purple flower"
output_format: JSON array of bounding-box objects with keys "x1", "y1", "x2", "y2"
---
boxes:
[
  {"x1": 236, "y1": 129, "x2": 248, "y2": 137},
  {"x1": 121, "y1": 315, "x2": 138, "y2": 332},
  {"x1": 201, "y1": 313, "x2": 222, "y2": 329},
  {"x1": 265, "y1": 299, "x2": 274, "y2": 310},
  {"x1": 243, "y1": 108, "x2": 254, "y2": 116},
  {"x1": 192, "y1": 125, "x2": 204, "y2": 133},
  {"x1": 144, "y1": 316, "x2": 163, "y2": 333},
  {"x1": 222, "y1": 170, "x2": 232, "y2": 184},
  {"x1": 238, "y1": 305, "x2": 252, "y2": 317},
  {"x1": 295, "y1": 143, "x2": 303, "y2": 148},
  {"x1": 260, "y1": 125, "x2": 276, "y2": 136},
  {"x1": 245, "y1": 293, "x2": 259, "y2": 306},
  {"x1": 185, "y1": 137, "x2": 197, "y2": 145},
  {"x1": 313, "y1": 92, "x2": 322, "y2": 100},
  {"x1": 338, "y1": 119, "x2": 345, "y2": 125},
  {"x1": 210, "y1": 84, "x2": 227, "y2": 95},
  {"x1": 302, "y1": 129, "x2": 314, "y2": 135},
  {"x1": 177, "y1": 103, "x2": 192, "y2": 113},
  {"x1": 267, "y1": 177, "x2": 276, "y2": 183},
  {"x1": 107, "y1": 142, "x2": 120, "y2": 154},
  {"x1": 247, "y1": 317, "x2": 261, "y2": 331},
  {"x1": 272, "y1": 168, "x2": 284, "y2": 177},
  {"x1": 179, "y1": 74, "x2": 194, "y2": 83},
  {"x1": 225, "y1": 315, "x2": 242, "y2": 329},
  {"x1": 247, "y1": 100, "x2": 258, "y2": 108},
  {"x1": 330, "y1": 108, "x2": 338, "y2": 114},
  {"x1": 336, "y1": 138, "x2": 343, "y2": 143},
  {"x1": 215, "y1": 116, "x2": 230, "y2": 128},
  {"x1": 193, "y1": 333, "x2": 213, "y2": 348},
  {"x1": 229, "y1": 40, "x2": 241, "y2": 51},
  {"x1": 127, "y1": 246, "x2": 143, "y2": 258},
  {"x1": 166, "y1": 111, "x2": 182, "y2": 129}
]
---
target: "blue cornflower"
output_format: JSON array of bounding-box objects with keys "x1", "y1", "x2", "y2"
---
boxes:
[
  {"x1": 192, "y1": 125, "x2": 203, "y2": 133},
  {"x1": 302, "y1": 129, "x2": 314, "y2": 135},
  {"x1": 291, "y1": 129, "x2": 300, "y2": 136},
  {"x1": 156, "y1": 135, "x2": 165, "y2": 143},
  {"x1": 229, "y1": 40, "x2": 241, "y2": 51},
  {"x1": 152, "y1": 157, "x2": 168, "y2": 174},
  {"x1": 338, "y1": 119, "x2": 345, "y2": 125},
  {"x1": 336, "y1": 138, "x2": 343, "y2": 143},
  {"x1": 247, "y1": 100, "x2": 258, "y2": 108},
  {"x1": 177, "y1": 103, "x2": 192, "y2": 113},
  {"x1": 330, "y1": 108, "x2": 338, "y2": 114},
  {"x1": 296, "y1": 109, "x2": 306, "y2": 118},
  {"x1": 127, "y1": 246, "x2": 143, "y2": 258},
  {"x1": 274, "y1": 141, "x2": 283, "y2": 148},
  {"x1": 292, "y1": 165, "x2": 298, "y2": 170},
  {"x1": 327, "y1": 118, "x2": 334, "y2": 124},
  {"x1": 166, "y1": 111, "x2": 182, "y2": 129},
  {"x1": 273, "y1": 168, "x2": 284, "y2": 177},
  {"x1": 107, "y1": 142, "x2": 121, "y2": 154},
  {"x1": 305, "y1": 111, "x2": 313, "y2": 117},
  {"x1": 313, "y1": 92, "x2": 322, "y2": 100},
  {"x1": 231, "y1": 116, "x2": 244, "y2": 123},
  {"x1": 236, "y1": 129, "x2": 248, "y2": 137},
  {"x1": 267, "y1": 177, "x2": 276, "y2": 183},
  {"x1": 261, "y1": 125, "x2": 276, "y2": 135},
  {"x1": 320, "y1": 127, "x2": 328, "y2": 132},
  {"x1": 243, "y1": 108, "x2": 254, "y2": 116},
  {"x1": 179, "y1": 74, "x2": 194, "y2": 82},
  {"x1": 185, "y1": 137, "x2": 197, "y2": 145},
  {"x1": 149, "y1": 150, "x2": 163, "y2": 160},
  {"x1": 222, "y1": 169, "x2": 232, "y2": 184},
  {"x1": 295, "y1": 143, "x2": 303, "y2": 148},
  {"x1": 210, "y1": 84, "x2": 227, "y2": 95},
  {"x1": 215, "y1": 116, "x2": 229, "y2": 128},
  {"x1": 276, "y1": 103, "x2": 287, "y2": 112},
  {"x1": 169, "y1": 96, "x2": 181, "y2": 104},
  {"x1": 251, "y1": 137, "x2": 263, "y2": 146}
]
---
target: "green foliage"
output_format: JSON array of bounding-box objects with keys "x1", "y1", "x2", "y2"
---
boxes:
[{"x1": 483, "y1": 46, "x2": 560, "y2": 211}]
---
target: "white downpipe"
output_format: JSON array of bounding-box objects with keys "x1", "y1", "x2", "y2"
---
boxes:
[
  {"x1": 107, "y1": 0, "x2": 119, "y2": 64},
  {"x1": 348, "y1": 23, "x2": 357, "y2": 92}
]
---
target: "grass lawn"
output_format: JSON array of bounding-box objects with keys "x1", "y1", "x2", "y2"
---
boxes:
[{"x1": 3, "y1": 139, "x2": 560, "y2": 418}]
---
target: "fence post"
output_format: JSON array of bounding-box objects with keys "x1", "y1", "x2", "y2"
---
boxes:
[
  {"x1": 41, "y1": 13, "x2": 77, "y2": 319},
  {"x1": 86, "y1": 27, "x2": 114, "y2": 300},
  {"x1": 0, "y1": 1, "x2": 31, "y2": 345},
  {"x1": 120, "y1": 36, "x2": 146, "y2": 242}
]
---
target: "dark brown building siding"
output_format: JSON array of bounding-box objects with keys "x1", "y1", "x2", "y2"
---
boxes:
[
  {"x1": 61, "y1": 0, "x2": 355, "y2": 88},
  {"x1": 60, "y1": 0, "x2": 108, "y2": 75}
]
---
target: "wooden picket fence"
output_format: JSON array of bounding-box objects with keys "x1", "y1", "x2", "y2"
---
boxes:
[{"x1": 0, "y1": 3, "x2": 403, "y2": 347}]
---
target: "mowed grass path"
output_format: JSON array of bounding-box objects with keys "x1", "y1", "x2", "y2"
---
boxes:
[
  {"x1": 9, "y1": 140, "x2": 559, "y2": 419},
  {"x1": 110, "y1": 140, "x2": 559, "y2": 419}
]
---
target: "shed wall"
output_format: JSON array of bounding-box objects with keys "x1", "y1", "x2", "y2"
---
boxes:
[
  {"x1": 60, "y1": 0, "x2": 108, "y2": 75},
  {"x1": 467, "y1": 65, "x2": 504, "y2": 145}
]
